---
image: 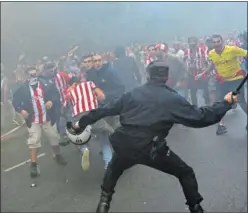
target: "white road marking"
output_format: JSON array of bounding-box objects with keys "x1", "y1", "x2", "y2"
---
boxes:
[
  {"x1": 4, "y1": 153, "x2": 46, "y2": 172},
  {"x1": 1, "y1": 123, "x2": 25, "y2": 141}
]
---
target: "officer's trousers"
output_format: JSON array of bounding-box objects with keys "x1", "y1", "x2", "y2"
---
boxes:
[{"x1": 101, "y1": 147, "x2": 203, "y2": 207}]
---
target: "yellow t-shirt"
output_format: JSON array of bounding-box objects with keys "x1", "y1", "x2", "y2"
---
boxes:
[{"x1": 208, "y1": 45, "x2": 247, "y2": 81}]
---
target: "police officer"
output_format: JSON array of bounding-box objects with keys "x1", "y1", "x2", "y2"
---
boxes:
[{"x1": 71, "y1": 61, "x2": 239, "y2": 213}]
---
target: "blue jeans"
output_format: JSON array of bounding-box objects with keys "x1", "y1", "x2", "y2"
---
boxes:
[
  {"x1": 59, "y1": 107, "x2": 73, "y2": 135},
  {"x1": 74, "y1": 112, "x2": 113, "y2": 168},
  {"x1": 78, "y1": 131, "x2": 112, "y2": 167}
]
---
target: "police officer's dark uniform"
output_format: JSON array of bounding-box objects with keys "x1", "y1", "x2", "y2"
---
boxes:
[{"x1": 74, "y1": 61, "x2": 233, "y2": 213}]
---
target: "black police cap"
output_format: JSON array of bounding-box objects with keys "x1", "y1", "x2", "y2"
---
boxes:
[{"x1": 147, "y1": 61, "x2": 169, "y2": 79}]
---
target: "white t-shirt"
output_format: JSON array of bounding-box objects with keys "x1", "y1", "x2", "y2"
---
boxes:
[{"x1": 175, "y1": 49, "x2": 185, "y2": 61}]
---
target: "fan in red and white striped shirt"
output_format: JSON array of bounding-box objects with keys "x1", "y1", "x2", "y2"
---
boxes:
[
  {"x1": 30, "y1": 82, "x2": 47, "y2": 124},
  {"x1": 55, "y1": 71, "x2": 70, "y2": 103},
  {"x1": 145, "y1": 44, "x2": 156, "y2": 67},
  {"x1": 184, "y1": 37, "x2": 210, "y2": 106},
  {"x1": 63, "y1": 77, "x2": 105, "y2": 118},
  {"x1": 184, "y1": 45, "x2": 208, "y2": 79},
  {"x1": 226, "y1": 39, "x2": 241, "y2": 47}
]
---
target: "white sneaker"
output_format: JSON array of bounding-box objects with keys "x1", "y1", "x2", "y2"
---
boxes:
[{"x1": 81, "y1": 148, "x2": 90, "y2": 171}]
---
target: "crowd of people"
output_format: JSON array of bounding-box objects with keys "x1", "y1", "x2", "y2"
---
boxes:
[{"x1": 1, "y1": 30, "x2": 247, "y2": 213}]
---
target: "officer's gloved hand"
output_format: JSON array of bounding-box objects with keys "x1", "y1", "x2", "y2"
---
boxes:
[
  {"x1": 66, "y1": 121, "x2": 79, "y2": 134},
  {"x1": 66, "y1": 121, "x2": 73, "y2": 129},
  {"x1": 66, "y1": 121, "x2": 82, "y2": 134}
]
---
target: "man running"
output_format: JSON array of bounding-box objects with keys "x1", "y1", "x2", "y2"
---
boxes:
[
  {"x1": 196, "y1": 34, "x2": 247, "y2": 135},
  {"x1": 12, "y1": 67, "x2": 66, "y2": 178}
]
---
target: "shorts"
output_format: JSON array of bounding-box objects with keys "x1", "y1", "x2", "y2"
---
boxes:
[
  {"x1": 27, "y1": 122, "x2": 60, "y2": 149},
  {"x1": 216, "y1": 79, "x2": 246, "y2": 103}
]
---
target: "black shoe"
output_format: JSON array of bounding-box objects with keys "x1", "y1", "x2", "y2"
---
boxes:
[
  {"x1": 30, "y1": 162, "x2": 38, "y2": 178},
  {"x1": 96, "y1": 190, "x2": 113, "y2": 213},
  {"x1": 189, "y1": 204, "x2": 204, "y2": 213},
  {"x1": 216, "y1": 124, "x2": 227, "y2": 135},
  {"x1": 54, "y1": 154, "x2": 67, "y2": 165}
]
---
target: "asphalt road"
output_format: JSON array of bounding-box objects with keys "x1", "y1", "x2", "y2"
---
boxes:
[{"x1": 1, "y1": 104, "x2": 247, "y2": 212}]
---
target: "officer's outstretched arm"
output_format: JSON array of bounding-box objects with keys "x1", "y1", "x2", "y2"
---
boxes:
[
  {"x1": 78, "y1": 95, "x2": 125, "y2": 128},
  {"x1": 169, "y1": 95, "x2": 232, "y2": 128}
]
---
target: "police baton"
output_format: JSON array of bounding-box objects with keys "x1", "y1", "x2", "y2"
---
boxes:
[{"x1": 232, "y1": 73, "x2": 248, "y2": 95}]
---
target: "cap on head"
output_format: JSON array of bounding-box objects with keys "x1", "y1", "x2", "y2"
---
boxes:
[
  {"x1": 155, "y1": 43, "x2": 168, "y2": 52},
  {"x1": 146, "y1": 61, "x2": 169, "y2": 82}
]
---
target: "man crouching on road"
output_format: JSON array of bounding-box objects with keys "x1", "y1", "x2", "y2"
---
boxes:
[
  {"x1": 12, "y1": 67, "x2": 67, "y2": 178},
  {"x1": 72, "y1": 61, "x2": 238, "y2": 213}
]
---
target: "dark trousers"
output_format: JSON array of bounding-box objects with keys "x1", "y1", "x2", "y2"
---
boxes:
[
  {"x1": 216, "y1": 79, "x2": 247, "y2": 114},
  {"x1": 101, "y1": 146, "x2": 203, "y2": 207},
  {"x1": 188, "y1": 76, "x2": 210, "y2": 106},
  {"x1": 56, "y1": 116, "x2": 60, "y2": 133}
]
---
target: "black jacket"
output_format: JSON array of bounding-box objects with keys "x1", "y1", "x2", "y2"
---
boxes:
[
  {"x1": 112, "y1": 56, "x2": 141, "y2": 92},
  {"x1": 12, "y1": 77, "x2": 60, "y2": 128},
  {"x1": 87, "y1": 63, "x2": 125, "y2": 103},
  {"x1": 78, "y1": 81, "x2": 231, "y2": 158}
]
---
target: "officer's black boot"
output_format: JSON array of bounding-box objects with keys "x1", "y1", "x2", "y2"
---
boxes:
[
  {"x1": 189, "y1": 204, "x2": 204, "y2": 213},
  {"x1": 96, "y1": 190, "x2": 113, "y2": 213}
]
